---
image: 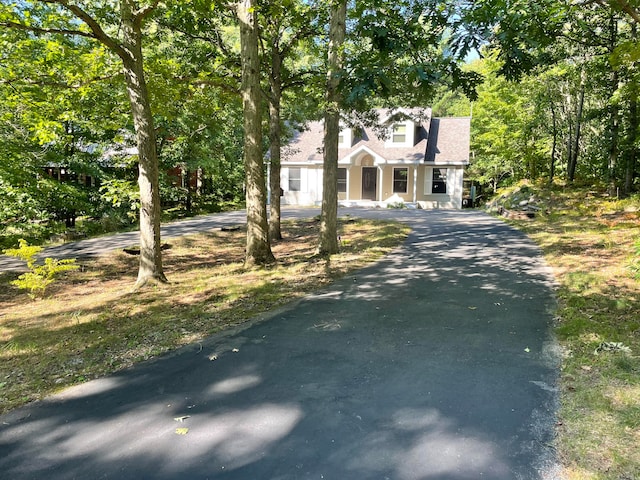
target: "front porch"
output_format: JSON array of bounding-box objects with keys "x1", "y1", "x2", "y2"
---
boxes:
[{"x1": 338, "y1": 150, "x2": 421, "y2": 204}]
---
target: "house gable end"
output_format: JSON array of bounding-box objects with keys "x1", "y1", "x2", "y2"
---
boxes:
[{"x1": 340, "y1": 145, "x2": 385, "y2": 165}]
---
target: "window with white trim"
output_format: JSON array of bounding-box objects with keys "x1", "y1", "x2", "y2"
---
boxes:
[
  {"x1": 432, "y1": 168, "x2": 447, "y2": 194},
  {"x1": 393, "y1": 167, "x2": 408, "y2": 194},
  {"x1": 337, "y1": 168, "x2": 347, "y2": 193},
  {"x1": 385, "y1": 120, "x2": 415, "y2": 147},
  {"x1": 288, "y1": 167, "x2": 301, "y2": 192},
  {"x1": 391, "y1": 124, "x2": 407, "y2": 144}
]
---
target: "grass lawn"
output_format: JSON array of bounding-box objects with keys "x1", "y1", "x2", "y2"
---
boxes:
[
  {"x1": 497, "y1": 183, "x2": 640, "y2": 480},
  {"x1": 0, "y1": 217, "x2": 410, "y2": 415}
]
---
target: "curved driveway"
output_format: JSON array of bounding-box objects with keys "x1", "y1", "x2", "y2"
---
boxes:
[{"x1": 0, "y1": 208, "x2": 562, "y2": 479}]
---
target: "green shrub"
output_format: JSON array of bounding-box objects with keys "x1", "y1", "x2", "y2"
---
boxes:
[{"x1": 3, "y1": 239, "x2": 79, "y2": 299}]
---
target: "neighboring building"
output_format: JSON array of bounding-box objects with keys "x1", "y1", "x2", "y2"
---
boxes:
[{"x1": 279, "y1": 108, "x2": 471, "y2": 209}]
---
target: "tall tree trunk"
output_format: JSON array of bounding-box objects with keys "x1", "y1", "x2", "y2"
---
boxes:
[
  {"x1": 318, "y1": 0, "x2": 346, "y2": 256},
  {"x1": 185, "y1": 167, "x2": 193, "y2": 213},
  {"x1": 562, "y1": 85, "x2": 574, "y2": 183},
  {"x1": 566, "y1": 120, "x2": 573, "y2": 182},
  {"x1": 568, "y1": 69, "x2": 585, "y2": 183},
  {"x1": 269, "y1": 50, "x2": 283, "y2": 241},
  {"x1": 549, "y1": 89, "x2": 558, "y2": 183},
  {"x1": 607, "y1": 92, "x2": 620, "y2": 197},
  {"x1": 2, "y1": 0, "x2": 166, "y2": 288},
  {"x1": 121, "y1": 1, "x2": 167, "y2": 288},
  {"x1": 238, "y1": 0, "x2": 275, "y2": 266},
  {"x1": 624, "y1": 94, "x2": 637, "y2": 195},
  {"x1": 607, "y1": 16, "x2": 620, "y2": 196},
  {"x1": 624, "y1": 24, "x2": 638, "y2": 195}
]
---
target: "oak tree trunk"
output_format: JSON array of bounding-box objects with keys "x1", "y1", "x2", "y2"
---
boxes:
[
  {"x1": 269, "y1": 51, "x2": 283, "y2": 241},
  {"x1": 607, "y1": 82, "x2": 620, "y2": 196},
  {"x1": 120, "y1": 1, "x2": 167, "y2": 288},
  {"x1": 238, "y1": 0, "x2": 275, "y2": 266},
  {"x1": 3, "y1": 0, "x2": 167, "y2": 289},
  {"x1": 318, "y1": 0, "x2": 346, "y2": 256}
]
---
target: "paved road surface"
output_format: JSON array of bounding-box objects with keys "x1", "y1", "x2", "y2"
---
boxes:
[
  {"x1": 0, "y1": 208, "x2": 562, "y2": 479},
  {"x1": 0, "y1": 209, "x2": 252, "y2": 272}
]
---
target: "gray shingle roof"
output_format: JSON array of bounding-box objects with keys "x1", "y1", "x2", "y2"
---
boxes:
[
  {"x1": 283, "y1": 122, "x2": 324, "y2": 164},
  {"x1": 282, "y1": 109, "x2": 470, "y2": 165},
  {"x1": 425, "y1": 117, "x2": 471, "y2": 164}
]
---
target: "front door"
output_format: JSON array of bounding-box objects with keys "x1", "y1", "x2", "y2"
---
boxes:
[{"x1": 362, "y1": 167, "x2": 377, "y2": 200}]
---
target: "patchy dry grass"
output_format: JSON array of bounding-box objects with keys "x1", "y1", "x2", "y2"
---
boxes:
[
  {"x1": 499, "y1": 183, "x2": 640, "y2": 480},
  {"x1": 0, "y1": 217, "x2": 409, "y2": 414}
]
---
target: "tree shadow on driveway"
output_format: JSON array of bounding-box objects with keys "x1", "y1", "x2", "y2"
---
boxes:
[{"x1": 0, "y1": 209, "x2": 562, "y2": 480}]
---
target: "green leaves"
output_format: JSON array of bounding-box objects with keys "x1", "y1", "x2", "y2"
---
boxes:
[
  {"x1": 341, "y1": 0, "x2": 482, "y2": 110},
  {"x1": 459, "y1": 0, "x2": 567, "y2": 80},
  {"x1": 4, "y1": 239, "x2": 79, "y2": 299},
  {"x1": 99, "y1": 178, "x2": 140, "y2": 222}
]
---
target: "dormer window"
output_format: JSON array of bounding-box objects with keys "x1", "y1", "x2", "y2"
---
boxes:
[
  {"x1": 392, "y1": 124, "x2": 407, "y2": 144},
  {"x1": 386, "y1": 120, "x2": 414, "y2": 147}
]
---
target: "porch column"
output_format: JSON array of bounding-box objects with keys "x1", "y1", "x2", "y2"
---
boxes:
[
  {"x1": 377, "y1": 166, "x2": 383, "y2": 201},
  {"x1": 413, "y1": 165, "x2": 418, "y2": 203},
  {"x1": 346, "y1": 166, "x2": 350, "y2": 200},
  {"x1": 266, "y1": 161, "x2": 271, "y2": 205}
]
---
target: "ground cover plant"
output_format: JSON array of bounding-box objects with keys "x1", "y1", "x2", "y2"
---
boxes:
[
  {"x1": 495, "y1": 182, "x2": 640, "y2": 480},
  {"x1": 0, "y1": 217, "x2": 409, "y2": 415}
]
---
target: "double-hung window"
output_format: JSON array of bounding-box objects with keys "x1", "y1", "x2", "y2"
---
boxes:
[
  {"x1": 432, "y1": 168, "x2": 447, "y2": 194},
  {"x1": 288, "y1": 167, "x2": 301, "y2": 192},
  {"x1": 337, "y1": 168, "x2": 347, "y2": 193},
  {"x1": 391, "y1": 124, "x2": 407, "y2": 144},
  {"x1": 393, "y1": 167, "x2": 408, "y2": 194}
]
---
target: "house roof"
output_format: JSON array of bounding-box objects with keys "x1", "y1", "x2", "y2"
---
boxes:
[
  {"x1": 425, "y1": 117, "x2": 471, "y2": 165},
  {"x1": 282, "y1": 109, "x2": 470, "y2": 166},
  {"x1": 283, "y1": 121, "x2": 325, "y2": 164}
]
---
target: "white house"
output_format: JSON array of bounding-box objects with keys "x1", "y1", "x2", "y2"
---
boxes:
[{"x1": 279, "y1": 108, "x2": 471, "y2": 209}]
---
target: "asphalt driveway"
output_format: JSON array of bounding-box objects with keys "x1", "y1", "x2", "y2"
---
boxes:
[{"x1": 0, "y1": 208, "x2": 562, "y2": 479}]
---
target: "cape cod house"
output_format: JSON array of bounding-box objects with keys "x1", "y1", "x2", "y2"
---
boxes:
[{"x1": 279, "y1": 108, "x2": 471, "y2": 209}]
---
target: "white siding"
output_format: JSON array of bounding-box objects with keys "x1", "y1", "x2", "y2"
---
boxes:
[
  {"x1": 418, "y1": 166, "x2": 464, "y2": 209},
  {"x1": 281, "y1": 166, "x2": 323, "y2": 205}
]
